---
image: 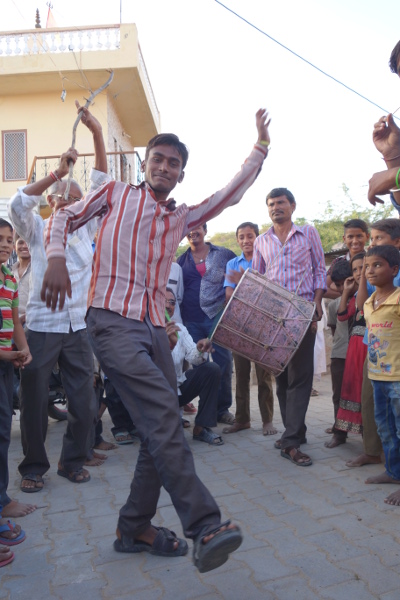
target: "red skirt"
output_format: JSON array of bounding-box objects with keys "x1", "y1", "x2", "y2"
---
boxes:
[{"x1": 335, "y1": 335, "x2": 367, "y2": 434}]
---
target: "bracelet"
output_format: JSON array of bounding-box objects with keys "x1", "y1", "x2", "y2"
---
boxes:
[
  {"x1": 49, "y1": 170, "x2": 61, "y2": 182},
  {"x1": 382, "y1": 153, "x2": 400, "y2": 161},
  {"x1": 396, "y1": 167, "x2": 400, "y2": 189},
  {"x1": 258, "y1": 140, "x2": 270, "y2": 147}
]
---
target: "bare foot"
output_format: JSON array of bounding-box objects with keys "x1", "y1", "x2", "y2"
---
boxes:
[
  {"x1": 93, "y1": 451, "x2": 107, "y2": 460},
  {"x1": 384, "y1": 489, "x2": 400, "y2": 506},
  {"x1": 324, "y1": 434, "x2": 346, "y2": 448},
  {"x1": 262, "y1": 422, "x2": 278, "y2": 436},
  {"x1": 325, "y1": 427, "x2": 334, "y2": 434},
  {"x1": 222, "y1": 422, "x2": 250, "y2": 434},
  {"x1": 85, "y1": 456, "x2": 105, "y2": 467},
  {"x1": 365, "y1": 472, "x2": 400, "y2": 485},
  {"x1": 0, "y1": 518, "x2": 23, "y2": 542},
  {"x1": 1, "y1": 499, "x2": 36, "y2": 518},
  {"x1": 94, "y1": 440, "x2": 117, "y2": 451},
  {"x1": 346, "y1": 453, "x2": 382, "y2": 468}
]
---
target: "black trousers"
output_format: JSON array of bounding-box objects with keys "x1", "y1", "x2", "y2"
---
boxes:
[
  {"x1": 178, "y1": 362, "x2": 220, "y2": 428},
  {"x1": 18, "y1": 328, "x2": 96, "y2": 476},
  {"x1": 86, "y1": 308, "x2": 221, "y2": 540},
  {"x1": 275, "y1": 327, "x2": 316, "y2": 450}
]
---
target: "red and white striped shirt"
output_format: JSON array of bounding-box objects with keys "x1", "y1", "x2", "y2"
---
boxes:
[{"x1": 45, "y1": 144, "x2": 268, "y2": 327}]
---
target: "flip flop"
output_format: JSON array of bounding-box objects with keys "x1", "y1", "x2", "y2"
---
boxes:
[
  {"x1": 193, "y1": 520, "x2": 242, "y2": 573},
  {"x1": 114, "y1": 526, "x2": 188, "y2": 557},
  {"x1": 0, "y1": 549, "x2": 14, "y2": 568},
  {"x1": 57, "y1": 467, "x2": 91, "y2": 483},
  {"x1": 20, "y1": 473, "x2": 44, "y2": 493},
  {"x1": 114, "y1": 431, "x2": 134, "y2": 445},
  {"x1": 193, "y1": 427, "x2": 224, "y2": 446},
  {"x1": 0, "y1": 521, "x2": 26, "y2": 546}
]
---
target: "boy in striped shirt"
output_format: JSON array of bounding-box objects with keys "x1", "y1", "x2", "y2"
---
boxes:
[{"x1": 0, "y1": 218, "x2": 33, "y2": 556}]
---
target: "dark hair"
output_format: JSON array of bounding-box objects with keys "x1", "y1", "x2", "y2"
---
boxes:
[
  {"x1": 145, "y1": 133, "x2": 189, "y2": 170},
  {"x1": 366, "y1": 245, "x2": 400, "y2": 268},
  {"x1": 371, "y1": 218, "x2": 400, "y2": 240},
  {"x1": 350, "y1": 251, "x2": 366, "y2": 268},
  {"x1": 343, "y1": 219, "x2": 369, "y2": 234},
  {"x1": 266, "y1": 188, "x2": 295, "y2": 205},
  {"x1": 166, "y1": 287, "x2": 176, "y2": 299},
  {"x1": 330, "y1": 259, "x2": 352, "y2": 283},
  {"x1": 0, "y1": 218, "x2": 13, "y2": 233},
  {"x1": 236, "y1": 222, "x2": 259, "y2": 237},
  {"x1": 202, "y1": 223, "x2": 207, "y2": 231},
  {"x1": 389, "y1": 40, "x2": 400, "y2": 74}
]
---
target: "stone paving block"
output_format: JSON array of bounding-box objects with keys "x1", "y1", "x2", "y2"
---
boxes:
[
  {"x1": 202, "y1": 565, "x2": 273, "y2": 599},
  {"x1": 146, "y1": 562, "x2": 212, "y2": 598},
  {"x1": 262, "y1": 575, "x2": 322, "y2": 600},
  {"x1": 320, "y1": 579, "x2": 380, "y2": 600},
  {"x1": 4, "y1": 544, "x2": 54, "y2": 577},
  {"x1": 283, "y1": 550, "x2": 354, "y2": 588},
  {"x1": 50, "y1": 578, "x2": 106, "y2": 600},
  {"x1": 307, "y1": 530, "x2": 369, "y2": 562},
  {"x1": 47, "y1": 530, "x2": 94, "y2": 558},
  {"x1": 98, "y1": 556, "x2": 154, "y2": 595},
  {"x1": 353, "y1": 534, "x2": 400, "y2": 567},
  {"x1": 253, "y1": 492, "x2": 302, "y2": 517},
  {"x1": 78, "y1": 514, "x2": 117, "y2": 539},
  {"x1": 79, "y1": 497, "x2": 116, "y2": 518},
  {"x1": 321, "y1": 513, "x2": 380, "y2": 541},
  {"x1": 50, "y1": 553, "x2": 101, "y2": 586},
  {"x1": 230, "y1": 546, "x2": 296, "y2": 582},
  {"x1": 108, "y1": 587, "x2": 163, "y2": 600},
  {"x1": 45, "y1": 509, "x2": 84, "y2": 534},
  {"x1": 240, "y1": 508, "x2": 284, "y2": 536},
  {"x1": 277, "y1": 510, "x2": 336, "y2": 537},
  {"x1": 339, "y1": 554, "x2": 400, "y2": 595},
  {"x1": 255, "y1": 528, "x2": 318, "y2": 558},
  {"x1": 2, "y1": 577, "x2": 56, "y2": 600},
  {"x1": 217, "y1": 492, "x2": 257, "y2": 515}
]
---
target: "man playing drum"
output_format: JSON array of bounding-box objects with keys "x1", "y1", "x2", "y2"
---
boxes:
[{"x1": 252, "y1": 188, "x2": 326, "y2": 467}]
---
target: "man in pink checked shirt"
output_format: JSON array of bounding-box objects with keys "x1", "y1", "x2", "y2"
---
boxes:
[
  {"x1": 252, "y1": 188, "x2": 326, "y2": 468},
  {"x1": 40, "y1": 110, "x2": 271, "y2": 573}
]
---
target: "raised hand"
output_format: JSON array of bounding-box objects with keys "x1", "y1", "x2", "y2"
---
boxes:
[
  {"x1": 372, "y1": 114, "x2": 400, "y2": 161},
  {"x1": 256, "y1": 109, "x2": 271, "y2": 145},
  {"x1": 367, "y1": 167, "x2": 399, "y2": 205},
  {"x1": 75, "y1": 100, "x2": 102, "y2": 136}
]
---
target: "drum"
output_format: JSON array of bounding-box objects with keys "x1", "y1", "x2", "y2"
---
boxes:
[{"x1": 211, "y1": 269, "x2": 315, "y2": 376}]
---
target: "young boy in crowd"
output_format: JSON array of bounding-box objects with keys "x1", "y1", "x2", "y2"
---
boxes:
[
  {"x1": 325, "y1": 219, "x2": 370, "y2": 300},
  {"x1": 223, "y1": 222, "x2": 277, "y2": 436},
  {"x1": 324, "y1": 260, "x2": 352, "y2": 447},
  {"x1": 346, "y1": 218, "x2": 400, "y2": 468},
  {"x1": 363, "y1": 245, "x2": 400, "y2": 506},
  {"x1": 0, "y1": 219, "x2": 33, "y2": 565}
]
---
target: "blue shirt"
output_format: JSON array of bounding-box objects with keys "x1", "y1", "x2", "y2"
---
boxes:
[
  {"x1": 224, "y1": 252, "x2": 252, "y2": 289},
  {"x1": 178, "y1": 243, "x2": 236, "y2": 321}
]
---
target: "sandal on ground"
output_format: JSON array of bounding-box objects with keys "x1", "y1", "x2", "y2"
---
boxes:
[
  {"x1": 0, "y1": 520, "x2": 26, "y2": 546},
  {"x1": 217, "y1": 412, "x2": 235, "y2": 425},
  {"x1": 310, "y1": 388, "x2": 319, "y2": 396},
  {"x1": 114, "y1": 431, "x2": 134, "y2": 445},
  {"x1": 274, "y1": 437, "x2": 307, "y2": 450},
  {"x1": 20, "y1": 473, "x2": 44, "y2": 493},
  {"x1": 193, "y1": 427, "x2": 224, "y2": 446},
  {"x1": 281, "y1": 447, "x2": 313, "y2": 467},
  {"x1": 57, "y1": 466, "x2": 91, "y2": 484},
  {"x1": 0, "y1": 547, "x2": 14, "y2": 568},
  {"x1": 114, "y1": 526, "x2": 188, "y2": 557},
  {"x1": 183, "y1": 402, "x2": 197, "y2": 414},
  {"x1": 193, "y1": 520, "x2": 242, "y2": 573}
]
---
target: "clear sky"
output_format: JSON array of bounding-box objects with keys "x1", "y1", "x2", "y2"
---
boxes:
[{"x1": 3, "y1": 0, "x2": 400, "y2": 236}]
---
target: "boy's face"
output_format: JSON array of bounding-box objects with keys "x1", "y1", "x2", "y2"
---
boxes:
[
  {"x1": 237, "y1": 226, "x2": 257, "y2": 254},
  {"x1": 333, "y1": 279, "x2": 345, "y2": 294},
  {"x1": 370, "y1": 228, "x2": 400, "y2": 248},
  {"x1": 352, "y1": 258, "x2": 364, "y2": 285},
  {"x1": 15, "y1": 238, "x2": 30, "y2": 261},
  {"x1": 142, "y1": 144, "x2": 184, "y2": 197},
  {"x1": 0, "y1": 226, "x2": 14, "y2": 264},
  {"x1": 365, "y1": 255, "x2": 399, "y2": 287},
  {"x1": 343, "y1": 228, "x2": 369, "y2": 255}
]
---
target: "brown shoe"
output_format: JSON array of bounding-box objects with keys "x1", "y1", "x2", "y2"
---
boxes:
[{"x1": 222, "y1": 422, "x2": 250, "y2": 434}]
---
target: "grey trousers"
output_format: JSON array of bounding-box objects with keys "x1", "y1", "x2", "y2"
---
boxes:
[
  {"x1": 86, "y1": 307, "x2": 221, "y2": 540},
  {"x1": 361, "y1": 356, "x2": 382, "y2": 457},
  {"x1": 276, "y1": 327, "x2": 315, "y2": 450},
  {"x1": 233, "y1": 353, "x2": 274, "y2": 424},
  {"x1": 18, "y1": 328, "x2": 96, "y2": 476}
]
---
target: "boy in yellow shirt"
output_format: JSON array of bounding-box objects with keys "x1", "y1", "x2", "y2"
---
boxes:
[{"x1": 363, "y1": 245, "x2": 400, "y2": 506}]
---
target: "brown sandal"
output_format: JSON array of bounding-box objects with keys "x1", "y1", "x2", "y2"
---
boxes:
[{"x1": 281, "y1": 447, "x2": 312, "y2": 467}]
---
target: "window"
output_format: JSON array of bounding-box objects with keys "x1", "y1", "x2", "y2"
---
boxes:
[{"x1": 2, "y1": 130, "x2": 27, "y2": 181}]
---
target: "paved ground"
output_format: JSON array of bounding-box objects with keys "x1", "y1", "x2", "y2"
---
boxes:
[{"x1": 2, "y1": 373, "x2": 400, "y2": 600}]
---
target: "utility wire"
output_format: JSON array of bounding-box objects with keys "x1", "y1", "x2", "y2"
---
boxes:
[{"x1": 215, "y1": 0, "x2": 399, "y2": 120}]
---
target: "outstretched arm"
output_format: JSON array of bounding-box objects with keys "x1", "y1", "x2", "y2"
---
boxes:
[
  {"x1": 76, "y1": 101, "x2": 107, "y2": 175},
  {"x1": 369, "y1": 114, "x2": 400, "y2": 207}
]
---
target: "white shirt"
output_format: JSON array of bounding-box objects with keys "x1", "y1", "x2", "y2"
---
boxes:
[
  {"x1": 171, "y1": 323, "x2": 208, "y2": 392},
  {"x1": 8, "y1": 169, "x2": 109, "y2": 333}
]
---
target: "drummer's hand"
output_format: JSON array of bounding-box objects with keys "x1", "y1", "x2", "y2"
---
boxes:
[
  {"x1": 256, "y1": 108, "x2": 271, "y2": 146},
  {"x1": 197, "y1": 338, "x2": 213, "y2": 354},
  {"x1": 314, "y1": 300, "x2": 323, "y2": 321},
  {"x1": 310, "y1": 321, "x2": 318, "y2": 335},
  {"x1": 226, "y1": 267, "x2": 245, "y2": 286}
]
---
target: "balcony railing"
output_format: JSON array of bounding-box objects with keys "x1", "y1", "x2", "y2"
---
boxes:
[{"x1": 28, "y1": 150, "x2": 144, "y2": 194}]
